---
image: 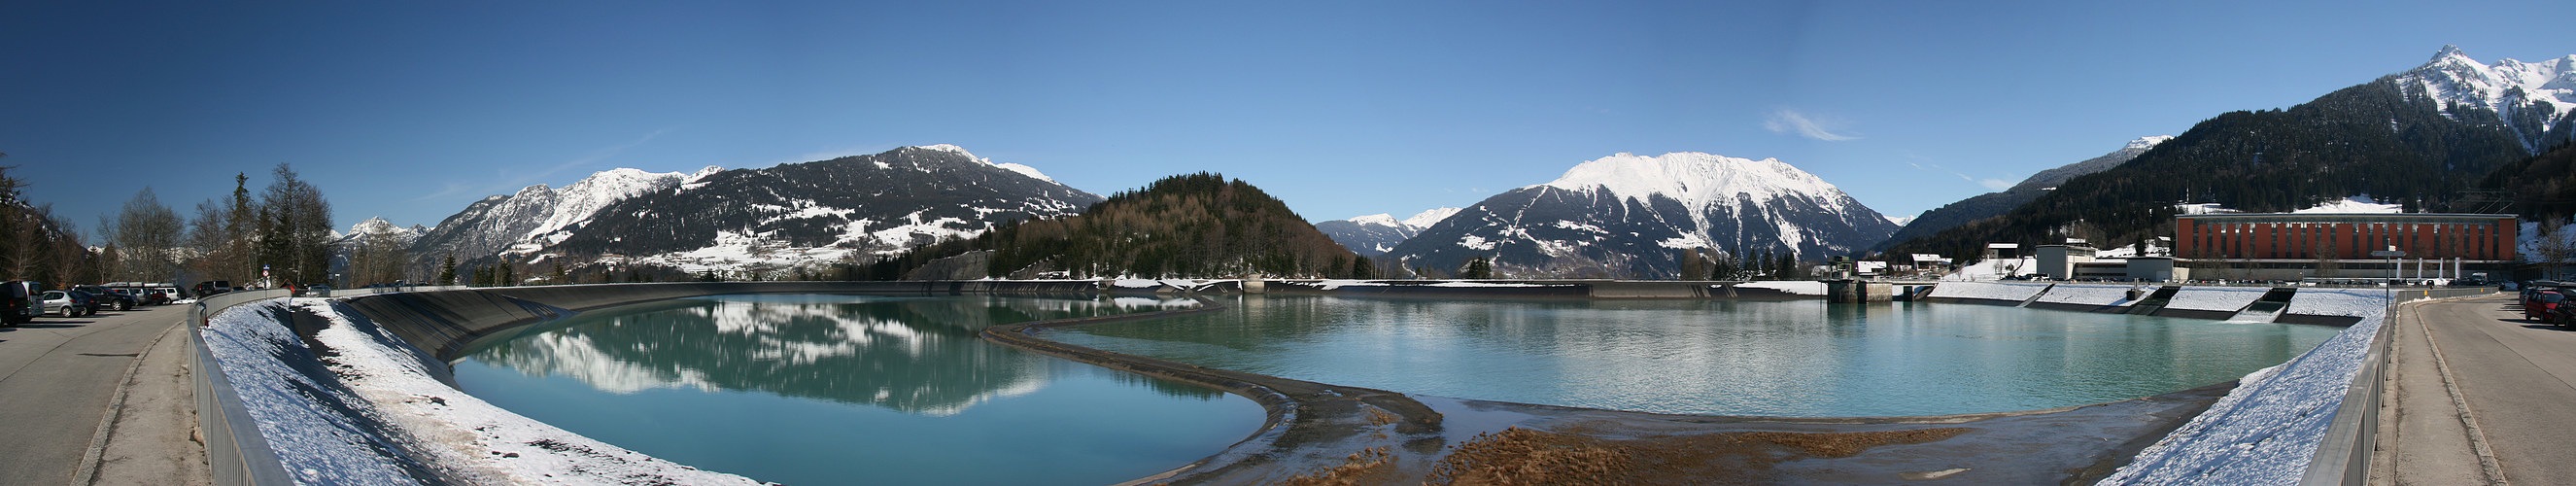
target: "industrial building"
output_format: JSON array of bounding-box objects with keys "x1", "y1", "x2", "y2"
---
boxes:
[{"x1": 2172, "y1": 213, "x2": 2518, "y2": 281}]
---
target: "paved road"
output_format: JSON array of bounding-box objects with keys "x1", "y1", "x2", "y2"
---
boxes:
[
  {"x1": 0, "y1": 304, "x2": 190, "y2": 484},
  {"x1": 2380, "y1": 295, "x2": 2576, "y2": 485}
]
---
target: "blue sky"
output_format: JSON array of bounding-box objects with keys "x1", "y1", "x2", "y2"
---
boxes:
[{"x1": 6, "y1": 1, "x2": 2572, "y2": 238}]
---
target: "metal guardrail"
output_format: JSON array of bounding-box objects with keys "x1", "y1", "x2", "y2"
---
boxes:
[
  {"x1": 186, "y1": 289, "x2": 295, "y2": 486},
  {"x1": 2301, "y1": 288, "x2": 2496, "y2": 485}
]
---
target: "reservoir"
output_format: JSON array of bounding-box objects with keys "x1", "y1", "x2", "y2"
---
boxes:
[
  {"x1": 1048, "y1": 296, "x2": 2343, "y2": 417},
  {"x1": 450, "y1": 295, "x2": 1261, "y2": 486}
]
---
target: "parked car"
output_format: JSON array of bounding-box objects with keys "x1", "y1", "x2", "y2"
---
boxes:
[
  {"x1": 1, "y1": 281, "x2": 38, "y2": 325},
  {"x1": 39, "y1": 290, "x2": 89, "y2": 318},
  {"x1": 2551, "y1": 301, "x2": 2576, "y2": 329},
  {"x1": 73, "y1": 286, "x2": 135, "y2": 312},
  {"x1": 193, "y1": 281, "x2": 234, "y2": 298},
  {"x1": 2526, "y1": 290, "x2": 2567, "y2": 323}
]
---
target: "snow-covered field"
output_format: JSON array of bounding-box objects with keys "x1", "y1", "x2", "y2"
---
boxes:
[
  {"x1": 201, "y1": 298, "x2": 760, "y2": 485},
  {"x1": 2162, "y1": 287, "x2": 2270, "y2": 312},
  {"x1": 2032, "y1": 284, "x2": 2148, "y2": 306},
  {"x1": 2100, "y1": 290, "x2": 2390, "y2": 484},
  {"x1": 1924, "y1": 281, "x2": 2051, "y2": 301}
]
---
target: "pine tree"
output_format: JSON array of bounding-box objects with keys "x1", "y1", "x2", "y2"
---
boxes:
[
  {"x1": 1461, "y1": 257, "x2": 1494, "y2": 279},
  {"x1": 498, "y1": 263, "x2": 515, "y2": 287},
  {"x1": 436, "y1": 255, "x2": 458, "y2": 286}
]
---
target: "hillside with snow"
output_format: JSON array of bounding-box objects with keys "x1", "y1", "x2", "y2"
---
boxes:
[
  {"x1": 2399, "y1": 46, "x2": 2576, "y2": 152},
  {"x1": 1387, "y1": 152, "x2": 1897, "y2": 278},
  {"x1": 410, "y1": 166, "x2": 718, "y2": 272},
  {"x1": 404, "y1": 145, "x2": 1099, "y2": 277},
  {"x1": 1881, "y1": 46, "x2": 2570, "y2": 258},
  {"x1": 1315, "y1": 207, "x2": 1460, "y2": 257}
]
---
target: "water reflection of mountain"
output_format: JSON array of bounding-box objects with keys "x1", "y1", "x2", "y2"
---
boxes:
[{"x1": 467, "y1": 295, "x2": 1192, "y2": 415}]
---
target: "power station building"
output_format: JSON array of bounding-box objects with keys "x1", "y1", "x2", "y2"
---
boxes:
[{"x1": 2172, "y1": 213, "x2": 2519, "y2": 281}]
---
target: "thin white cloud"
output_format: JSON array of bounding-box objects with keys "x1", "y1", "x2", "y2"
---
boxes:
[
  {"x1": 1904, "y1": 154, "x2": 2018, "y2": 191},
  {"x1": 1763, "y1": 109, "x2": 1859, "y2": 141}
]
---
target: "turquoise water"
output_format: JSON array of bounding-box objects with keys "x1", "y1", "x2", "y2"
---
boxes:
[
  {"x1": 1048, "y1": 296, "x2": 2345, "y2": 417},
  {"x1": 451, "y1": 295, "x2": 1260, "y2": 486}
]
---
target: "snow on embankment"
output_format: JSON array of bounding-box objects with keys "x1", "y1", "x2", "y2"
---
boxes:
[
  {"x1": 1924, "y1": 281, "x2": 2050, "y2": 302},
  {"x1": 2163, "y1": 287, "x2": 2268, "y2": 312},
  {"x1": 201, "y1": 298, "x2": 759, "y2": 485},
  {"x1": 2101, "y1": 290, "x2": 2389, "y2": 484},
  {"x1": 2031, "y1": 284, "x2": 2148, "y2": 307}
]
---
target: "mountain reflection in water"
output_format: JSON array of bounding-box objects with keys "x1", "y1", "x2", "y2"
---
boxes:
[{"x1": 464, "y1": 294, "x2": 1217, "y2": 415}]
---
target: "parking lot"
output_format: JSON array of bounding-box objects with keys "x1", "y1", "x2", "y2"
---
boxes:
[{"x1": 0, "y1": 303, "x2": 193, "y2": 484}]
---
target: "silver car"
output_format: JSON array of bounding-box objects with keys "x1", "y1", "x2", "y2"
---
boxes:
[{"x1": 38, "y1": 290, "x2": 87, "y2": 318}]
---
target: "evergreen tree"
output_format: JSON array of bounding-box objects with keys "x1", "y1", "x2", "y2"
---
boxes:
[
  {"x1": 436, "y1": 255, "x2": 457, "y2": 286},
  {"x1": 1460, "y1": 256, "x2": 1494, "y2": 279},
  {"x1": 498, "y1": 263, "x2": 515, "y2": 287}
]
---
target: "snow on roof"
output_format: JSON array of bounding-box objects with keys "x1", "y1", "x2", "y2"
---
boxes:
[{"x1": 2291, "y1": 195, "x2": 2402, "y2": 214}]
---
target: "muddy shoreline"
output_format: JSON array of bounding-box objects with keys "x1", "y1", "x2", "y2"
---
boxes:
[{"x1": 980, "y1": 297, "x2": 2230, "y2": 485}]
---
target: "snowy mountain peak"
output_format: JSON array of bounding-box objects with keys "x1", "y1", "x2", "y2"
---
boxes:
[
  {"x1": 1346, "y1": 213, "x2": 1401, "y2": 226},
  {"x1": 913, "y1": 144, "x2": 978, "y2": 159},
  {"x1": 2397, "y1": 46, "x2": 2576, "y2": 150},
  {"x1": 1539, "y1": 152, "x2": 1850, "y2": 213},
  {"x1": 2434, "y1": 44, "x2": 2468, "y2": 60},
  {"x1": 1401, "y1": 207, "x2": 1461, "y2": 228},
  {"x1": 347, "y1": 217, "x2": 414, "y2": 236},
  {"x1": 2126, "y1": 135, "x2": 2176, "y2": 151}
]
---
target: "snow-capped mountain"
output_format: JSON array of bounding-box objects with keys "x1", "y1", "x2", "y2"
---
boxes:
[
  {"x1": 543, "y1": 145, "x2": 1102, "y2": 272},
  {"x1": 410, "y1": 166, "x2": 719, "y2": 271},
  {"x1": 2397, "y1": 46, "x2": 2576, "y2": 152},
  {"x1": 1314, "y1": 207, "x2": 1460, "y2": 256},
  {"x1": 1873, "y1": 135, "x2": 2171, "y2": 252},
  {"x1": 1387, "y1": 152, "x2": 1898, "y2": 278}
]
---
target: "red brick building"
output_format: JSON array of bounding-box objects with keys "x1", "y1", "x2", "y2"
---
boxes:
[{"x1": 2175, "y1": 213, "x2": 2518, "y2": 261}]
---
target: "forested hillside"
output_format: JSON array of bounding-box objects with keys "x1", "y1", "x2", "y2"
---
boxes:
[
  {"x1": 875, "y1": 173, "x2": 1366, "y2": 279},
  {"x1": 1883, "y1": 80, "x2": 2532, "y2": 259}
]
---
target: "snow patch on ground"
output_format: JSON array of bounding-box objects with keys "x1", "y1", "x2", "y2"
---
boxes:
[
  {"x1": 2101, "y1": 292, "x2": 2391, "y2": 484},
  {"x1": 2164, "y1": 287, "x2": 2269, "y2": 312},
  {"x1": 1925, "y1": 282, "x2": 2050, "y2": 301},
  {"x1": 2033, "y1": 284, "x2": 2148, "y2": 306},
  {"x1": 1735, "y1": 281, "x2": 1825, "y2": 295},
  {"x1": 201, "y1": 298, "x2": 759, "y2": 485},
  {"x1": 2286, "y1": 289, "x2": 2396, "y2": 317},
  {"x1": 1941, "y1": 257, "x2": 2038, "y2": 281}
]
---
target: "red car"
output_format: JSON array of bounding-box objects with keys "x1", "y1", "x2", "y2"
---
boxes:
[{"x1": 2526, "y1": 290, "x2": 2566, "y2": 322}]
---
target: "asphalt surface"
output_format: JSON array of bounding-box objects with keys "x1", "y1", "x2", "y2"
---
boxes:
[
  {"x1": 0, "y1": 304, "x2": 192, "y2": 484},
  {"x1": 2380, "y1": 295, "x2": 2576, "y2": 485}
]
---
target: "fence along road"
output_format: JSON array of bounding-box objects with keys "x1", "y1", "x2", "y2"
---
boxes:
[{"x1": 0, "y1": 303, "x2": 194, "y2": 484}]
